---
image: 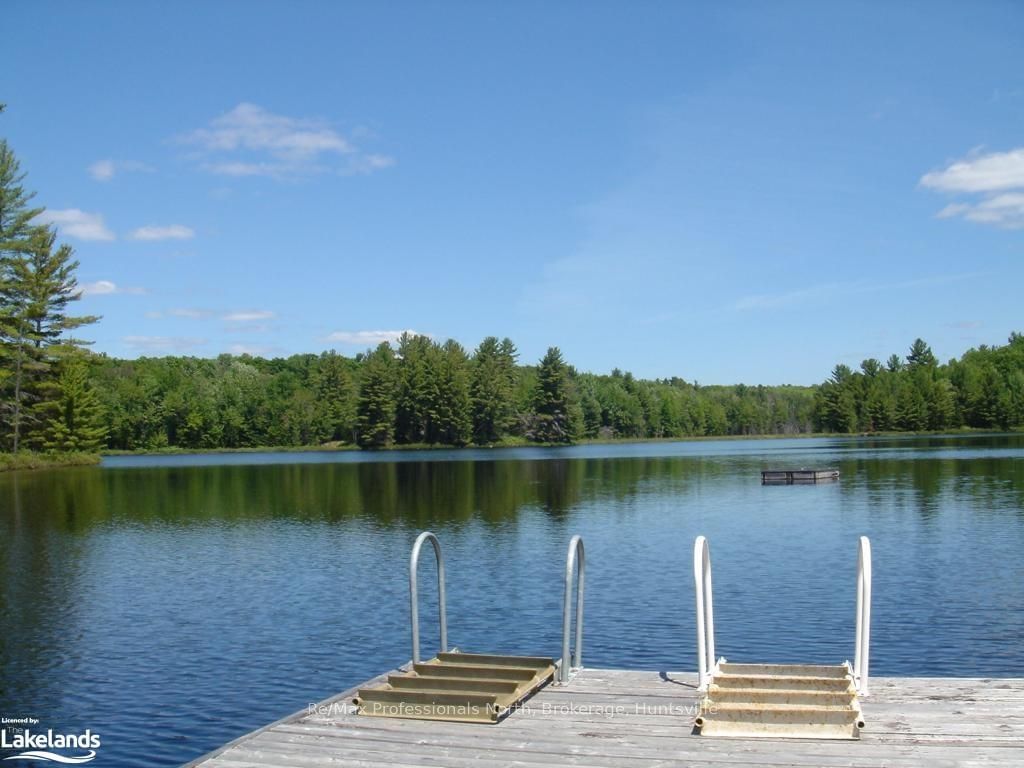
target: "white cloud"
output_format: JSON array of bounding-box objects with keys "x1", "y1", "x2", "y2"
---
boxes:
[
  {"x1": 228, "y1": 343, "x2": 279, "y2": 357},
  {"x1": 920, "y1": 148, "x2": 1024, "y2": 193},
  {"x1": 88, "y1": 158, "x2": 154, "y2": 182},
  {"x1": 129, "y1": 224, "x2": 195, "y2": 241},
  {"x1": 945, "y1": 193, "x2": 1024, "y2": 229},
  {"x1": 80, "y1": 280, "x2": 118, "y2": 296},
  {"x1": 89, "y1": 159, "x2": 115, "y2": 181},
  {"x1": 181, "y1": 103, "x2": 393, "y2": 179},
  {"x1": 732, "y1": 273, "x2": 983, "y2": 312},
  {"x1": 123, "y1": 336, "x2": 207, "y2": 353},
  {"x1": 80, "y1": 280, "x2": 145, "y2": 297},
  {"x1": 34, "y1": 209, "x2": 115, "y2": 241},
  {"x1": 170, "y1": 308, "x2": 212, "y2": 319},
  {"x1": 325, "y1": 329, "x2": 426, "y2": 346},
  {"x1": 921, "y1": 147, "x2": 1024, "y2": 229},
  {"x1": 223, "y1": 310, "x2": 275, "y2": 322}
]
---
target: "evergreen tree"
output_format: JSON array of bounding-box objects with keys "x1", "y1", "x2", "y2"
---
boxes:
[
  {"x1": 470, "y1": 336, "x2": 518, "y2": 443},
  {"x1": 19, "y1": 228, "x2": 99, "y2": 447},
  {"x1": 315, "y1": 351, "x2": 357, "y2": 443},
  {"x1": 1, "y1": 137, "x2": 97, "y2": 452},
  {"x1": 395, "y1": 333, "x2": 439, "y2": 443},
  {"x1": 906, "y1": 338, "x2": 937, "y2": 369},
  {"x1": 0, "y1": 137, "x2": 45, "y2": 451},
  {"x1": 529, "y1": 346, "x2": 576, "y2": 443},
  {"x1": 356, "y1": 342, "x2": 397, "y2": 447},
  {"x1": 44, "y1": 358, "x2": 107, "y2": 452},
  {"x1": 432, "y1": 340, "x2": 472, "y2": 445}
]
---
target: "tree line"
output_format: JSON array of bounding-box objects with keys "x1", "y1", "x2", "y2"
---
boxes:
[
  {"x1": 84, "y1": 339, "x2": 816, "y2": 451},
  {"x1": 814, "y1": 335, "x2": 1024, "y2": 433}
]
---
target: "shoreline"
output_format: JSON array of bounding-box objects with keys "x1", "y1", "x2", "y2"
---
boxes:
[
  {"x1": 101, "y1": 426, "x2": 1015, "y2": 458},
  {"x1": 3, "y1": 428, "x2": 1017, "y2": 472},
  {"x1": 0, "y1": 452, "x2": 101, "y2": 473}
]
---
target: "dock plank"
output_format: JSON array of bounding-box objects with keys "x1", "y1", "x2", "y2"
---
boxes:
[{"x1": 188, "y1": 669, "x2": 1024, "y2": 767}]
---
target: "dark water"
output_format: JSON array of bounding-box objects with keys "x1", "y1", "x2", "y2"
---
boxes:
[{"x1": 1, "y1": 434, "x2": 1023, "y2": 766}]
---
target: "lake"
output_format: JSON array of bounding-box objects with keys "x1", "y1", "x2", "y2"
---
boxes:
[{"x1": 2, "y1": 434, "x2": 1023, "y2": 766}]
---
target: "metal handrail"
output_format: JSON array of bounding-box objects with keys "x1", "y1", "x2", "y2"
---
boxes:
[
  {"x1": 410, "y1": 531, "x2": 448, "y2": 664},
  {"x1": 693, "y1": 535, "x2": 716, "y2": 691},
  {"x1": 558, "y1": 535, "x2": 585, "y2": 684},
  {"x1": 854, "y1": 536, "x2": 872, "y2": 695}
]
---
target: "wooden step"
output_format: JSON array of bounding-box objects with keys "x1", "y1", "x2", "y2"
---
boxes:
[
  {"x1": 355, "y1": 652, "x2": 555, "y2": 724},
  {"x1": 696, "y1": 660, "x2": 864, "y2": 739}
]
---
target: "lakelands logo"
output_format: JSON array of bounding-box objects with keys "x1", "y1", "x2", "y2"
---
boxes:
[{"x1": 0, "y1": 719, "x2": 100, "y2": 764}]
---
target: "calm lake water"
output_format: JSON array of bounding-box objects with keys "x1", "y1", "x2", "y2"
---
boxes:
[{"x1": 2, "y1": 434, "x2": 1023, "y2": 766}]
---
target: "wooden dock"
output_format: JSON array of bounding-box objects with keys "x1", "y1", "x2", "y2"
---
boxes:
[{"x1": 187, "y1": 668, "x2": 1024, "y2": 767}]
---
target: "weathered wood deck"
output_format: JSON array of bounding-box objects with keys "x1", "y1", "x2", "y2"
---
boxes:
[{"x1": 188, "y1": 668, "x2": 1024, "y2": 767}]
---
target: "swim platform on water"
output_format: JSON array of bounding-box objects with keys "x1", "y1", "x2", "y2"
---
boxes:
[
  {"x1": 186, "y1": 532, "x2": 1024, "y2": 767},
  {"x1": 761, "y1": 467, "x2": 840, "y2": 484}
]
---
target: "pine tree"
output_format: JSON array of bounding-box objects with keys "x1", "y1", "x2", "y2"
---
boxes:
[
  {"x1": 395, "y1": 333, "x2": 439, "y2": 443},
  {"x1": 1, "y1": 136, "x2": 98, "y2": 452},
  {"x1": 44, "y1": 359, "x2": 107, "y2": 452},
  {"x1": 433, "y1": 340, "x2": 472, "y2": 445},
  {"x1": 529, "y1": 346, "x2": 576, "y2": 443},
  {"x1": 356, "y1": 342, "x2": 397, "y2": 447},
  {"x1": 316, "y1": 351, "x2": 357, "y2": 443},
  {"x1": 470, "y1": 336, "x2": 518, "y2": 443},
  {"x1": 906, "y1": 338, "x2": 937, "y2": 369},
  {"x1": 0, "y1": 137, "x2": 45, "y2": 451}
]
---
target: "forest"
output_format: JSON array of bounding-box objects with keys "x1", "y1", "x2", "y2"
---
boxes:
[{"x1": 2, "y1": 116, "x2": 1023, "y2": 459}]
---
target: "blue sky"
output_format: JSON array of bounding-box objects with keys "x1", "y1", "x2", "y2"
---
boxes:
[{"x1": 3, "y1": 1, "x2": 1022, "y2": 385}]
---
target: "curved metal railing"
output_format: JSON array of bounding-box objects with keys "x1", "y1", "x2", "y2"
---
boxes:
[
  {"x1": 854, "y1": 536, "x2": 872, "y2": 695},
  {"x1": 410, "y1": 531, "x2": 448, "y2": 664},
  {"x1": 558, "y1": 535, "x2": 585, "y2": 684},
  {"x1": 693, "y1": 535, "x2": 716, "y2": 691}
]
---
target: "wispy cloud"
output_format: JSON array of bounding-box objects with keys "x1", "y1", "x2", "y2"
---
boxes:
[
  {"x1": 223, "y1": 310, "x2": 275, "y2": 322},
  {"x1": 325, "y1": 329, "x2": 426, "y2": 346},
  {"x1": 88, "y1": 160, "x2": 116, "y2": 182},
  {"x1": 920, "y1": 147, "x2": 1024, "y2": 229},
  {"x1": 170, "y1": 308, "x2": 213, "y2": 319},
  {"x1": 129, "y1": 224, "x2": 195, "y2": 241},
  {"x1": 34, "y1": 209, "x2": 115, "y2": 241},
  {"x1": 80, "y1": 280, "x2": 146, "y2": 297},
  {"x1": 180, "y1": 103, "x2": 394, "y2": 179},
  {"x1": 732, "y1": 273, "x2": 983, "y2": 312},
  {"x1": 123, "y1": 336, "x2": 207, "y2": 353},
  {"x1": 228, "y1": 343, "x2": 281, "y2": 357},
  {"x1": 87, "y1": 158, "x2": 154, "y2": 182}
]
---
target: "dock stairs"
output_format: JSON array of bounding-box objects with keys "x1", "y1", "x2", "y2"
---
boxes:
[
  {"x1": 692, "y1": 536, "x2": 872, "y2": 740},
  {"x1": 353, "y1": 529, "x2": 872, "y2": 741},
  {"x1": 695, "y1": 661, "x2": 865, "y2": 739},
  {"x1": 354, "y1": 533, "x2": 583, "y2": 723}
]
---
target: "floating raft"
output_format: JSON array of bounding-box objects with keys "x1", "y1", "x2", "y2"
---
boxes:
[
  {"x1": 695, "y1": 662, "x2": 864, "y2": 739},
  {"x1": 762, "y1": 468, "x2": 840, "y2": 484},
  {"x1": 354, "y1": 652, "x2": 555, "y2": 723}
]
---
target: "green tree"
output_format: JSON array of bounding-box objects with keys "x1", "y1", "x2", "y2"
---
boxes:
[
  {"x1": 395, "y1": 333, "x2": 439, "y2": 444},
  {"x1": 470, "y1": 336, "x2": 518, "y2": 443},
  {"x1": 316, "y1": 351, "x2": 357, "y2": 443},
  {"x1": 1, "y1": 139, "x2": 98, "y2": 452},
  {"x1": 906, "y1": 338, "x2": 937, "y2": 369},
  {"x1": 0, "y1": 138, "x2": 45, "y2": 451},
  {"x1": 432, "y1": 340, "x2": 472, "y2": 445},
  {"x1": 529, "y1": 347, "x2": 576, "y2": 443},
  {"x1": 356, "y1": 342, "x2": 397, "y2": 448},
  {"x1": 44, "y1": 359, "x2": 107, "y2": 452}
]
